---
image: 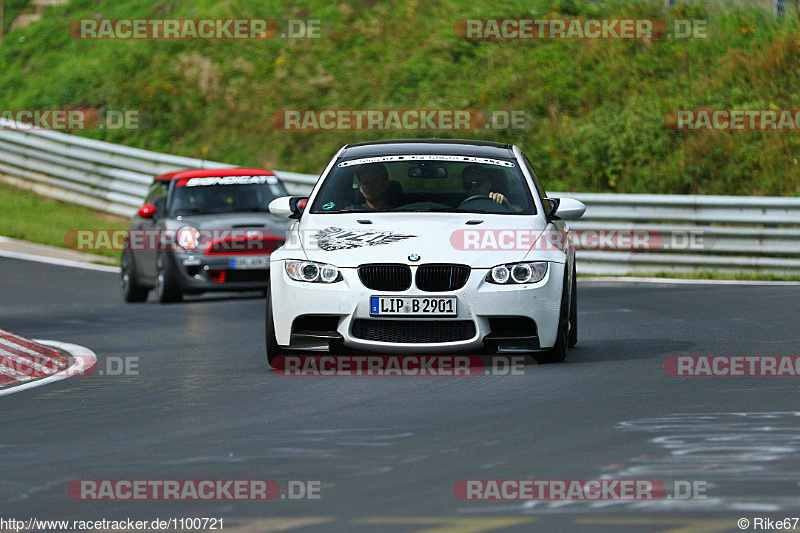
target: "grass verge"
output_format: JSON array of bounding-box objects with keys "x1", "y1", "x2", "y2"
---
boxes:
[{"x1": 0, "y1": 182, "x2": 127, "y2": 262}]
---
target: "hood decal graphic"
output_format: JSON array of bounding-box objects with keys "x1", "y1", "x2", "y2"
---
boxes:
[{"x1": 314, "y1": 227, "x2": 417, "y2": 251}]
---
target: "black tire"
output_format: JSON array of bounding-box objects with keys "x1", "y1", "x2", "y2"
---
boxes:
[
  {"x1": 568, "y1": 262, "x2": 578, "y2": 348},
  {"x1": 120, "y1": 252, "x2": 149, "y2": 303},
  {"x1": 155, "y1": 253, "x2": 183, "y2": 303},
  {"x1": 265, "y1": 285, "x2": 287, "y2": 367},
  {"x1": 535, "y1": 265, "x2": 570, "y2": 363}
]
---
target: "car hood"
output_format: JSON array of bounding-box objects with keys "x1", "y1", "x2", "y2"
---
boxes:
[
  {"x1": 292, "y1": 213, "x2": 549, "y2": 268},
  {"x1": 165, "y1": 213, "x2": 292, "y2": 237}
]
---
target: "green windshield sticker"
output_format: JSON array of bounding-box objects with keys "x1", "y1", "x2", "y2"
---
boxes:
[{"x1": 322, "y1": 202, "x2": 335, "y2": 210}]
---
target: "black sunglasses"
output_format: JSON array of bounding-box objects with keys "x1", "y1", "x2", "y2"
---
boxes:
[{"x1": 463, "y1": 179, "x2": 488, "y2": 189}]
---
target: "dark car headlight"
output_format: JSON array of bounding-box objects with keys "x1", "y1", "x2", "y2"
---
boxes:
[
  {"x1": 486, "y1": 262, "x2": 548, "y2": 284},
  {"x1": 285, "y1": 260, "x2": 342, "y2": 283}
]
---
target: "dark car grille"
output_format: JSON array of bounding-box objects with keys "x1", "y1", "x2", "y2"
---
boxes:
[
  {"x1": 351, "y1": 320, "x2": 476, "y2": 343},
  {"x1": 415, "y1": 264, "x2": 470, "y2": 292},
  {"x1": 358, "y1": 264, "x2": 412, "y2": 291},
  {"x1": 205, "y1": 236, "x2": 285, "y2": 255}
]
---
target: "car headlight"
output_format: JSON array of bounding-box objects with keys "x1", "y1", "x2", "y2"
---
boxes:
[
  {"x1": 285, "y1": 260, "x2": 342, "y2": 283},
  {"x1": 485, "y1": 262, "x2": 547, "y2": 284},
  {"x1": 176, "y1": 226, "x2": 200, "y2": 250}
]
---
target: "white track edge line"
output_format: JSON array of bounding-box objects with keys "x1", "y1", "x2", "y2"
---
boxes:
[{"x1": 0, "y1": 249, "x2": 119, "y2": 273}]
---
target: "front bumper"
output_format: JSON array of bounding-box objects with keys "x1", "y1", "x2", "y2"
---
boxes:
[
  {"x1": 171, "y1": 251, "x2": 271, "y2": 292},
  {"x1": 270, "y1": 261, "x2": 566, "y2": 353}
]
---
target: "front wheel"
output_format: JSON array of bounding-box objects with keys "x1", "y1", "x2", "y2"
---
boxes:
[
  {"x1": 120, "y1": 252, "x2": 149, "y2": 303},
  {"x1": 265, "y1": 286, "x2": 287, "y2": 367},
  {"x1": 568, "y1": 262, "x2": 578, "y2": 348},
  {"x1": 535, "y1": 265, "x2": 570, "y2": 363},
  {"x1": 155, "y1": 253, "x2": 183, "y2": 303}
]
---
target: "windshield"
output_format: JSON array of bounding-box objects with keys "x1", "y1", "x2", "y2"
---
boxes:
[
  {"x1": 168, "y1": 175, "x2": 287, "y2": 216},
  {"x1": 309, "y1": 155, "x2": 536, "y2": 215}
]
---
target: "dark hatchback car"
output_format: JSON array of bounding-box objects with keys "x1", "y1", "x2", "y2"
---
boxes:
[{"x1": 121, "y1": 168, "x2": 293, "y2": 303}]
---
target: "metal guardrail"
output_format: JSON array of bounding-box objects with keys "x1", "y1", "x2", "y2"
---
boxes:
[
  {"x1": 0, "y1": 122, "x2": 799, "y2": 275},
  {"x1": 549, "y1": 194, "x2": 800, "y2": 275},
  {"x1": 550, "y1": 192, "x2": 800, "y2": 226},
  {"x1": 0, "y1": 119, "x2": 316, "y2": 216}
]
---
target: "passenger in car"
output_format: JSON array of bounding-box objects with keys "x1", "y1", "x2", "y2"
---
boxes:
[{"x1": 461, "y1": 164, "x2": 522, "y2": 212}]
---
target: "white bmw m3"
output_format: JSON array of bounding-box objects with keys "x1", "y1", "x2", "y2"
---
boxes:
[{"x1": 266, "y1": 139, "x2": 585, "y2": 366}]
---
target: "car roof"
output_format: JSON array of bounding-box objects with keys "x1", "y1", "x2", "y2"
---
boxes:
[
  {"x1": 340, "y1": 139, "x2": 515, "y2": 159},
  {"x1": 154, "y1": 168, "x2": 276, "y2": 181}
]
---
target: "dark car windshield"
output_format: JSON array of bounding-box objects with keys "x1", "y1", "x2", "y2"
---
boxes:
[
  {"x1": 309, "y1": 155, "x2": 536, "y2": 215},
  {"x1": 168, "y1": 175, "x2": 287, "y2": 216}
]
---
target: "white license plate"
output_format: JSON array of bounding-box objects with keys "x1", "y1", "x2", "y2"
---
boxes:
[
  {"x1": 230, "y1": 256, "x2": 270, "y2": 270},
  {"x1": 370, "y1": 296, "x2": 457, "y2": 316}
]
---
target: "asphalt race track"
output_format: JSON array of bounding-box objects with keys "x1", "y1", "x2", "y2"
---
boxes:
[{"x1": 2, "y1": 256, "x2": 800, "y2": 532}]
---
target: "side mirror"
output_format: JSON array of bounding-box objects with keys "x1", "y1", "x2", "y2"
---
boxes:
[
  {"x1": 138, "y1": 204, "x2": 157, "y2": 219},
  {"x1": 542, "y1": 198, "x2": 560, "y2": 219},
  {"x1": 269, "y1": 196, "x2": 308, "y2": 219},
  {"x1": 549, "y1": 197, "x2": 585, "y2": 221}
]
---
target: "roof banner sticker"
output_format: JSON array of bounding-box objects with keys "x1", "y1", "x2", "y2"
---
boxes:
[
  {"x1": 338, "y1": 155, "x2": 515, "y2": 167},
  {"x1": 314, "y1": 227, "x2": 417, "y2": 251},
  {"x1": 182, "y1": 175, "x2": 276, "y2": 187}
]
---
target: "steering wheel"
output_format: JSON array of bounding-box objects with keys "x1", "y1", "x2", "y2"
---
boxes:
[
  {"x1": 458, "y1": 194, "x2": 512, "y2": 213},
  {"x1": 460, "y1": 194, "x2": 493, "y2": 204}
]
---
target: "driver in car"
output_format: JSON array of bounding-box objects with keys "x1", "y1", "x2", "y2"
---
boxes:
[
  {"x1": 356, "y1": 163, "x2": 393, "y2": 211},
  {"x1": 461, "y1": 165, "x2": 521, "y2": 212}
]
